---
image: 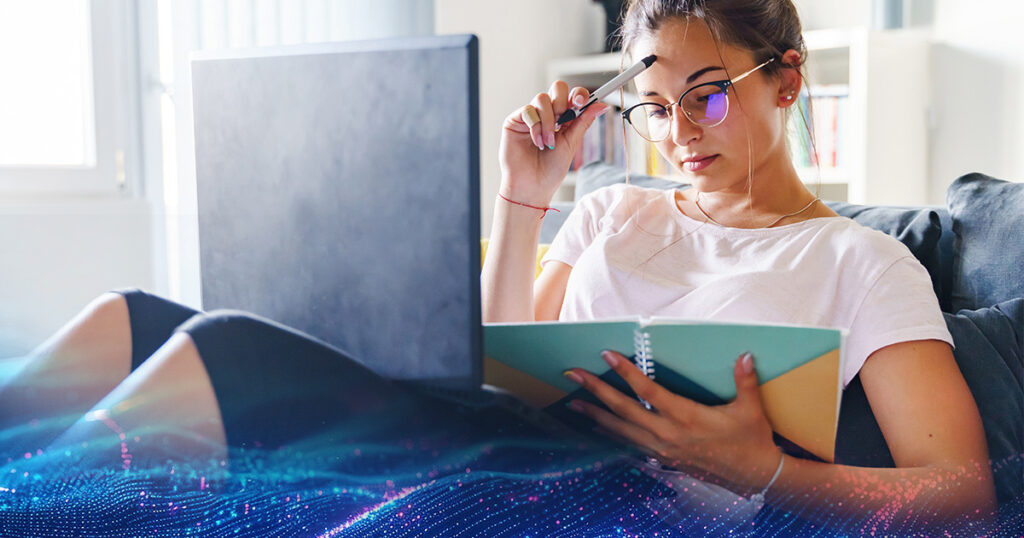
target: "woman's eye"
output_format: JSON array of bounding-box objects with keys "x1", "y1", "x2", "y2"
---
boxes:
[{"x1": 647, "y1": 108, "x2": 667, "y2": 119}]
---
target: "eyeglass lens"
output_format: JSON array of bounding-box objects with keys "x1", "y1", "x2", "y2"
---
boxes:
[{"x1": 627, "y1": 85, "x2": 729, "y2": 141}]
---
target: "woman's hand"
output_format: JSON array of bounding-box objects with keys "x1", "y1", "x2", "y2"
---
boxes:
[
  {"x1": 498, "y1": 81, "x2": 610, "y2": 207},
  {"x1": 564, "y1": 350, "x2": 783, "y2": 496}
]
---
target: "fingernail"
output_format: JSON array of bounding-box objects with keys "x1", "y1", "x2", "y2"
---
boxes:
[
  {"x1": 545, "y1": 132, "x2": 555, "y2": 149},
  {"x1": 573, "y1": 95, "x2": 585, "y2": 107},
  {"x1": 601, "y1": 350, "x2": 620, "y2": 368},
  {"x1": 567, "y1": 400, "x2": 585, "y2": 412},
  {"x1": 596, "y1": 106, "x2": 610, "y2": 117},
  {"x1": 741, "y1": 352, "x2": 754, "y2": 374},
  {"x1": 563, "y1": 369, "x2": 584, "y2": 385}
]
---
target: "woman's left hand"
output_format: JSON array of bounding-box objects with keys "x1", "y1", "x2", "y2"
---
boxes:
[{"x1": 564, "y1": 350, "x2": 783, "y2": 495}]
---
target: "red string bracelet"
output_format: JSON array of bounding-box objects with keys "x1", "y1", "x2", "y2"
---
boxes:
[{"x1": 498, "y1": 192, "x2": 561, "y2": 220}]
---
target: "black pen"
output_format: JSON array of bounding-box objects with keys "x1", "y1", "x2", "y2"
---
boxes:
[{"x1": 555, "y1": 54, "x2": 657, "y2": 126}]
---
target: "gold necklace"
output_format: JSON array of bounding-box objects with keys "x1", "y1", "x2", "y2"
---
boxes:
[{"x1": 694, "y1": 191, "x2": 821, "y2": 229}]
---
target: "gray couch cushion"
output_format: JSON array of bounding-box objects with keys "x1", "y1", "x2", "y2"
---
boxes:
[
  {"x1": 947, "y1": 172, "x2": 1024, "y2": 312},
  {"x1": 573, "y1": 161, "x2": 683, "y2": 203}
]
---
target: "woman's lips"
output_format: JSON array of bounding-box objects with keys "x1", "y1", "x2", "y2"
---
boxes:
[{"x1": 682, "y1": 155, "x2": 719, "y2": 172}]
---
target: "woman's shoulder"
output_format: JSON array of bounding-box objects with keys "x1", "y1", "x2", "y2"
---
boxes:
[
  {"x1": 576, "y1": 182, "x2": 676, "y2": 215},
  {"x1": 819, "y1": 215, "x2": 921, "y2": 277},
  {"x1": 579, "y1": 181, "x2": 672, "y2": 201}
]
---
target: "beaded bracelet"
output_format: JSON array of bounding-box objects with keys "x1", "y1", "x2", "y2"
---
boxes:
[
  {"x1": 750, "y1": 454, "x2": 786, "y2": 506},
  {"x1": 498, "y1": 192, "x2": 561, "y2": 220}
]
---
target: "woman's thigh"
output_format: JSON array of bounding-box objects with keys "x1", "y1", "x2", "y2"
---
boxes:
[
  {"x1": 111, "y1": 288, "x2": 202, "y2": 370},
  {"x1": 95, "y1": 292, "x2": 594, "y2": 464},
  {"x1": 174, "y1": 309, "x2": 560, "y2": 452}
]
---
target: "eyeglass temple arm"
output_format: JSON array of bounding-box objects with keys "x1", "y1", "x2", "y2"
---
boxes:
[{"x1": 730, "y1": 57, "x2": 776, "y2": 84}]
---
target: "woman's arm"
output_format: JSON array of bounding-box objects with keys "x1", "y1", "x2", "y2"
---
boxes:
[
  {"x1": 764, "y1": 339, "x2": 997, "y2": 531},
  {"x1": 481, "y1": 199, "x2": 548, "y2": 322},
  {"x1": 482, "y1": 81, "x2": 607, "y2": 323},
  {"x1": 532, "y1": 261, "x2": 572, "y2": 321},
  {"x1": 563, "y1": 340, "x2": 997, "y2": 534}
]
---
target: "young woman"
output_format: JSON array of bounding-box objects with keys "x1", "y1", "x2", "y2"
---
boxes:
[
  {"x1": 0, "y1": 0, "x2": 996, "y2": 534},
  {"x1": 482, "y1": 0, "x2": 996, "y2": 531}
]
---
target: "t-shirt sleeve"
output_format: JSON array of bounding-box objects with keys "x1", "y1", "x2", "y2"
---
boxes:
[
  {"x1": 843, "y1": 255, "x2": 954, "y2": 387},
  {"x1": 539, "y1": 189, "x2": 604, "y2": 268}
]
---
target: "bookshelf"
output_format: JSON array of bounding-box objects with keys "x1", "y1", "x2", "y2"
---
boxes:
[{"x1": 547, "y1": 27, "x2": 931, "y2": 205}]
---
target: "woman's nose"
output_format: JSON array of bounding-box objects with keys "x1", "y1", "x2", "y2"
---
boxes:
[{"x1": 669, "y1": 104, "x2": 702, "y2": 146}]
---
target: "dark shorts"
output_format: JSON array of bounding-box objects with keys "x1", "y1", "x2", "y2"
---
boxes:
[{"x1": 111, "y1": 288, "x2": 581, "y2": 453}]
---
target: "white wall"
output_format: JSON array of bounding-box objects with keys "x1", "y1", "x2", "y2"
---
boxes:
[
  {"x1": 793, "y1": 0, "x2": 871, "y2": 31},
  {"x1": 0, "y1": 2, "x2": 154, "y2": 357},
  {"x1": 0, "y1": 199, "x2": 153, "y2": 356},
  {"x1": 435, "y1": 0, "x2": 606, "y2": 237},
  {"x1": 928, "y1": 0, "x2": 1024, "y2": 203}
]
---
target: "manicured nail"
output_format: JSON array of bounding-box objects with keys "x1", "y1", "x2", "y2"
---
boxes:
[
  {"x1": 741, "y1": 352, "x2": 754, "y2": 374},
  {"x1": 573, "y1": 95, "x2": 585, "y2": 107},
  {"x1": 567, "y1": 400, "x2": 585, "y2": 412},
  {"x1": 601, "y1": 350, "x2": 619, "y2": 368},
  {"x1": 563, "y1": 369, "x2": 584, "y2": 385},
  {"x1": 545, "y1": 132, "x2": 555, "y2": 149}
]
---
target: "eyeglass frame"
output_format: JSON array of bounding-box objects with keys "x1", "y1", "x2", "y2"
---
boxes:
[{"x1": 622, "y1": 56, "x2": 777, "y2": 141}]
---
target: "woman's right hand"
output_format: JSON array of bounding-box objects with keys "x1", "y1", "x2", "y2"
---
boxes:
[{"x1": 498, "y1": 81, "x2": 610, "y2": 207}]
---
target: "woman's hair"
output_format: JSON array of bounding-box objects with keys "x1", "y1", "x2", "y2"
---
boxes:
[
  {"x1": 618, "y1": 0, "x2": 807, "y2": 87},
  {"x1": 607, "y1": 0, "x2": 823, "y2": 280}
]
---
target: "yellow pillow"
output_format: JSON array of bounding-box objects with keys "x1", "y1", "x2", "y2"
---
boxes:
[{"x1": 480, "y1": 238, "x2": 549, "y2": 280}]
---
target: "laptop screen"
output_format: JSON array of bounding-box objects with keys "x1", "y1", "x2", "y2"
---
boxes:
[{"x1": 191, "y1": 34, "x2": 480, "y2": 390}]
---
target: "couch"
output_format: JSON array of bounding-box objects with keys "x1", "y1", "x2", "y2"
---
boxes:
[{"x1": 525, "y1": 161, "x2": 1024, "y2": 519}]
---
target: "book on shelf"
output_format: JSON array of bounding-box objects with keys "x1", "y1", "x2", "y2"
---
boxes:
[
  {"x1": 568, "y1": 104, "x2": 673, "y2": 177},
  {"x1": 788, "y1": 85, "x2": 849, "y2": 171},
  {"x1": 483, "y1": 317, "x2": 847, "y2": 463}
]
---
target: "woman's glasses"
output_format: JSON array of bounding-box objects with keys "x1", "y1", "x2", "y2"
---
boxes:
[{"x1": 622, "y1": 57, "x2": 776, "y2": 142}]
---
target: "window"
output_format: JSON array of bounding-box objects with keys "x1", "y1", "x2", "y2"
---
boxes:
[{"x1": 0, "y1": 0, "x2": 140, "y2": 196}]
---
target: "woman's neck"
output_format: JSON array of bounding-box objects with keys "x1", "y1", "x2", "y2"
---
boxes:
[{"x1": 677, "y1": 158, "x2": 827, "y2": 228}]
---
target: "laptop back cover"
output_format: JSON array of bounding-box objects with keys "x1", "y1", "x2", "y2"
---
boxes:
[{"x1": 191, "y1": 34, "x2": 480, "y2": 390}]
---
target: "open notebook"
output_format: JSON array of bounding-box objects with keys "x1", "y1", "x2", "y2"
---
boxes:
[{"x1": 484, "y1": 317, "x2": 847, "y2": 462}]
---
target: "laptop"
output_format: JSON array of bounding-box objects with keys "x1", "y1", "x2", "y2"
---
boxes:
[{"x1": 191, "y1": 34, "x2": 481, "y2": 391}]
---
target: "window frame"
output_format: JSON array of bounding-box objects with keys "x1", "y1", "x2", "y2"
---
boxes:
[{"x1": 0, "y1": 0, "x2": 142, "y2": 198}]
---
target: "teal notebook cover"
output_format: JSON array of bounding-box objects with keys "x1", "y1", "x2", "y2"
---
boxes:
[{"x1": 484, "y1": 317, "x2": 844, "y2": 399}]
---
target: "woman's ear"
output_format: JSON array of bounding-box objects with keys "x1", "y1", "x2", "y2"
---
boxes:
[{"x1": 777, "y1": 48, "x2": 803, "y2": 108}]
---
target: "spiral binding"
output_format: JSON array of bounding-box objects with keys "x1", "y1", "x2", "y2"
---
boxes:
[{"x1": 632, "y1": 328, "x2": 655, "y2": 410}]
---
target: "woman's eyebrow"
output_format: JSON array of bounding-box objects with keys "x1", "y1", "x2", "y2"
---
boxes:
[
  {"x1": 686, "y1": 66, "x2": 725, "y2": 84},
  {"x1": 639, "y1": 65, "x2": 726, "y2": 97}
]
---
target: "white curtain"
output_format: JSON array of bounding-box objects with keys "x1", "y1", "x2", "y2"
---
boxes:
[{"x1": 192, "y1": 0, "x2": 435, "y2": 50}]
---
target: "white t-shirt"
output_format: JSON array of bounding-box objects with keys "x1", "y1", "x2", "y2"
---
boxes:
[
  {"x1": 539, "y1": 183, "x2": 955, "y2": 521},
  {"x1": 541, "y1": 183, "x2": 954, "y2": 389}
]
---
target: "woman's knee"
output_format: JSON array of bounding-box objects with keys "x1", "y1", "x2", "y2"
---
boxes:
[
  {"x1": 83, "y1": 291, "x2": 131, "y2": 322},
  {"x1": 175, "y1": 309, "x2": 278, "y2": 340},
  {"x1": 171, "y1": 309, "x2": 319, "y2": 365}
]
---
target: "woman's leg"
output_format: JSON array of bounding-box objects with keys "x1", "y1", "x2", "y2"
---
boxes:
[
  {"x1": 49, "y1": 308, "x2": 579, "y2": 470},
  {"x1": 0, "y1": 293, "x2": 132, "y2": 413},
  {"x1": 48, "y1": 330, "x2": 227, "y2": 469},
  {"x1": 0, "y1": 289, "x2": 199, "y2": 456}
]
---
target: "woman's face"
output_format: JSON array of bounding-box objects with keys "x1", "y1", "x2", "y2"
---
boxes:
[{"x1": 630, "y1": 19, "x2": 789, "y2": 192}]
